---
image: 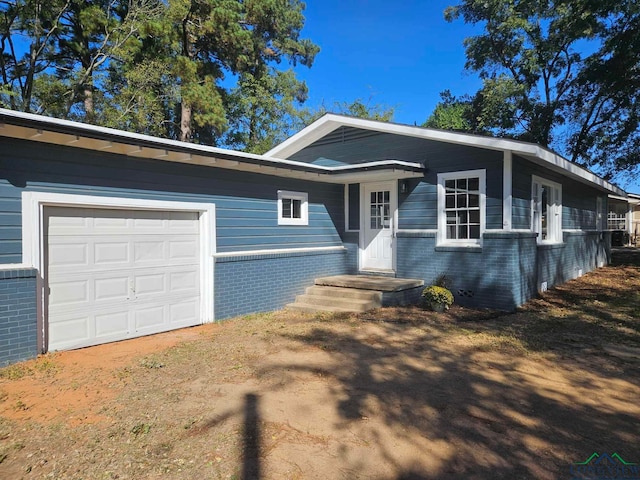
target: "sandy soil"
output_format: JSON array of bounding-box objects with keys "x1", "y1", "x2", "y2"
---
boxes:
[{"x1": 0, "y1": 257, "x2": 639, "y2": 479}]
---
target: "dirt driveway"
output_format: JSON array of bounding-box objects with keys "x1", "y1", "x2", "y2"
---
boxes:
[{"x1": 1, "y1": 255, "x2": 639, "y2": 479}]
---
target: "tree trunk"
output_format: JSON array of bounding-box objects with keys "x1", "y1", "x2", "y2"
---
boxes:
[
  {"x1": 84, "y1": 85, "x2": 94, "y2": 122},
  {"x1": 180, "y1": 102, "x2": 192, "y2": 142}
]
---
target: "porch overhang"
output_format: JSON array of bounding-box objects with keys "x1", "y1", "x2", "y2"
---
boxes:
[{"x1": 0, "y1": 108, "x2": 423, "y2": 184}]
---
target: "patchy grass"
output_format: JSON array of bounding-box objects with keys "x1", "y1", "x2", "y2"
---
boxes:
[
  {"x1": 0, "y1": 252, "x2": 639, "y2": 479},
  {"x1": 0, "y1": 357, "x2": 59, "y2": 381}
]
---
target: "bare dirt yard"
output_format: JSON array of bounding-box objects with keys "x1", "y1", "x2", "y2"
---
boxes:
[{"x1": 1, "y1": 250, "x2": 640, "y2": 479}]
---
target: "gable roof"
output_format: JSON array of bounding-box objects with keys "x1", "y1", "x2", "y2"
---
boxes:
[
  {"x1": 0, "y1": 108, "x2": 423, "y2": 184},
  {"x1": 266, "y1": 114, "x2": 626, "y2": 196}
]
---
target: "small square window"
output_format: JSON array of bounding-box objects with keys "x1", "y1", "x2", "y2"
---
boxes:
[{"x1": 278, "y1": 190, "x2": 308, "y2": 226}]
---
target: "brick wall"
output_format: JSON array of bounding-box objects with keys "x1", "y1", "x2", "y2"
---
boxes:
[
  {"x1": 0, "y1": 268, "x2": 38, "y2": 366},
  {"x1": 342, "y1": 232, "x2": 359, "y2": 274},
  {"x1": 396, "y1": 230, "x2": 609, "y2": 311},
  {"x1": 214, "y1": 249, "x2": 349, "y2": 320},
  {"x1": 537, "y1": 231, "x2": 610, "y2": 290}
]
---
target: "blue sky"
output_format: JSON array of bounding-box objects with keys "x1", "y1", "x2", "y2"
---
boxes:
[
  {"x1": 297, "y1": 0, "x2": 481, "y2": 125},
  {"x1": 294, "y1": 0, "x2": 640, "y2": 193}
]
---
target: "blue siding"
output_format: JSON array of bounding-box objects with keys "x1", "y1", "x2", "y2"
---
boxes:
[
  {"x1": 511, "y1": 155, "x2": 602, "y2": 231},
  {"x1": 290, "y1": 127, "x2": 497, "y2": 166},
  {"x1": 347, "y1": 184, "x2": 360, "y2": 231},
  {"x1": 215, "y1": 249, "x2": 348, "y2": 319},
  {"x1": 399, "y1": 151, "x2": 503, "y2": 230},
  {"x1": 0, "y1": 269, "x2": 38, "y2": 366},
  {"x1": 0, "y1": 138, "x2": 346, "y2": 262}
]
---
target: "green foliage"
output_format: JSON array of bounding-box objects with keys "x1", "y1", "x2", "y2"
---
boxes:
[
  {"x1": 423, "y1": 90, "x2": 485, "y2": 133},
  {"x1": 223, "y1": 69, "x2": 309, "y2": 154},
  {"x1": 446, "y1": 0, "x2": 640, "y2": 181},
  {"x1": 421, "y1": 286, "x2": 455, "y2": 308},
  {"x1": 0, "y1": 0, "x2": 319, "y2": 150},
  {"x1": 301, "y1": 97, "x2": 395, "y2": 127}
]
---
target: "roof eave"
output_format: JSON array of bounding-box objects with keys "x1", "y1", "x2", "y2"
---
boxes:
[
  {"x1": 266, "y1": 113, "x2": 625, "y2": 196},
  {"x1": 0, "y1": 109, "x2": 423, "y2": 184}
]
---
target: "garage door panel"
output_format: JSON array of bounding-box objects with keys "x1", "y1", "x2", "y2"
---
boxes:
[
  {"x1": 94, "y1": 241, "x2": 130, "y2": 265},
  {"x1": 168, "y1": 211, "x2": 200, "y2": 232},
  {"x1": 170, "y1": 299, "x2": 199, "y2": 324},
  {"x1": 134, "y1": 305, "x2": 166, "y2": 330},
  {"x1": 132, "y1": 211, "x2": 166, "y2": 230},
  {"x1": 48, "y1": 243, "x2": 89, "y2": 268},
  {"x1": 48, "y1": 279, "x2": 90, "y2": 308},
  {"x1": 134, "y1": 241, "x2": 166, "y2": 263},
  {"x1": 45, "y1": 206, "x2": 203, "y2": 351},
  {"x1": 169, "y1": 270, "x2": 198, "y2": 293},
  {"x1": 95, "y1": 276, "x2": 130, "y2": 302},
  {"x1": 95, "y1": 310, "x2": 129, "y2": 338},
  {"x1": 46, "y1": 208, "x2": 91, "y2": 233},
  {"x1": 49, "y1": 314, "x2": 91, "y2": 347},
  {"x1": 169, "y1": 240, "x2": 199, "y2": 260},
  {"x1": 134, "y1": 272, "x2": 166, "y2": 296},
  {"x1": 93, "y1": 214, "x2": 129, "y2": 229}
]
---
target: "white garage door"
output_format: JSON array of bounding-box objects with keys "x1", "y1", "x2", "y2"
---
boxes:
[{"x1": 45, "y1": 206, "x2": 201, "y2": 351}]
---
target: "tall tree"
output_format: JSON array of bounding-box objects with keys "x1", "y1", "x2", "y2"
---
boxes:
[
  {"x1": 446, "y1": 0, "x2": 640, "y2": 179},
  {"x1": 0, "y1": 0, "x2": 319, "y2": 150},
  {"x1": 50, "y1": 0, "x2": 162, "y2": 122},
  {"x1": 149, "y1": 0, "x2": 318, "y2": 143},
  {"x1": 0, "y1": 0, "x2": 70, "y2": 112},
  {"x1": 223, "y1": 68, "x2": 309, "y2": 154}
]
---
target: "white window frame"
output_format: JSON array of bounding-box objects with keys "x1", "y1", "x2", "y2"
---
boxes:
[
  {"x1": 596, "y1": 196, "x2": 604, "y2": 231},
  {"x1": 277, "y1": 190, "x2": 308, "y2": 226},
  {"x1": 531, "y1": 175, "x2": 562, "y2": 244},
  {"x1": 607, "y1": 211, "x2": 628, "y2": 231},
  {"x1": 437, "y1": 169, "x2": 486, "y2": 246}
]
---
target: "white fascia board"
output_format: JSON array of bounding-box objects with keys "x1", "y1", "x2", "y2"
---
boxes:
[
  {"x1": 265, "y1": 115, "x2": 343, "y2": 158},
  {"x1": 0, "y1": 109, "x2": 424, "y2": 184},
  {"x1": 266, "y1": 113, "x2": 624, "y2": 195},
  {"x1": 330, "y1": 169, "x2": 423, "y2": 184},
  {"x1": 328, "y1": 159, "x2": 422, "y2": 171},
  {"x1": 622, "y1": 192, "x2": 640, "y2": 205},
  {"x1": 0, "y1": 107, "x2": 321, "y2": 168}
]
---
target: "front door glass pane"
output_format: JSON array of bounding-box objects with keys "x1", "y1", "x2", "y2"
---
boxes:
[{"x1": 370, "y1": 190, "x2": 391, "y2": 230}]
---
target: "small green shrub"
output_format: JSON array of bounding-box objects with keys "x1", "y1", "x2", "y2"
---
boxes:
[{"x1": 421, "y1": 286, "x2": 454, "y2": 310}]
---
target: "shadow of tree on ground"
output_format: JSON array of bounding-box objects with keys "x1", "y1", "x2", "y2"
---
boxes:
[{"x1": 260, "y1": 251, "x2": 640, "y2": 479}]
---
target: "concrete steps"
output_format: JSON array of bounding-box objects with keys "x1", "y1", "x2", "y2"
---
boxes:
[
  {"x1": 286, "y1": 275, "x2": 424, "y2": 314},
  {"x1": 286, "y1": 285, "x2": 381, "y2": 313}
]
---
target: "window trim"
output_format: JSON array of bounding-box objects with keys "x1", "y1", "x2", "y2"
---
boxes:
[
  {"x1": 596, "y1": 196, "x2": 605, "y2": 231},
  {"x1": 437, "y1": 169, "x2": 486, "y2": 246},
  {"x1": 531, "y1": 175, "x2": 562, "y2": 244},
  {"x1": 277, "y1": 190, "x2": 308, "y2": 226}
]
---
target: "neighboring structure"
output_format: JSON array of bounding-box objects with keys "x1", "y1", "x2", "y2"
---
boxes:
[
  {"x1": 630, "y1": 193, "x2": 640, "y2": 244},
  {"x1": 608, "y1": 193, "x2": 640, "y2": 245},
  {"x1": 0, "y1": 110, "x2": 626, "y2": 365}
]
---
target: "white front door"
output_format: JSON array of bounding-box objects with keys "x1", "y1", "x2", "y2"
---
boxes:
[{"x1": 361, "y1": 181, "x2": 396, "y2": 271}]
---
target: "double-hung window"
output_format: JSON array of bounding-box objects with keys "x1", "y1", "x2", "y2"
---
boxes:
[
  {"x1": 531, "y1": 176, "x2": 562, "y2": 243},
  {"x1": 437, "y1": 170, "x2": 486, "y2": 245},
  {"x1": 278, "y1": 190, "x2": 308, "y2": 226}
]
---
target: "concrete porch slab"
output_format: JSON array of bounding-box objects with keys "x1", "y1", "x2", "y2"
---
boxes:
[{"x1": 315, "y1": 275, "x2": 424, "y2": 292}]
